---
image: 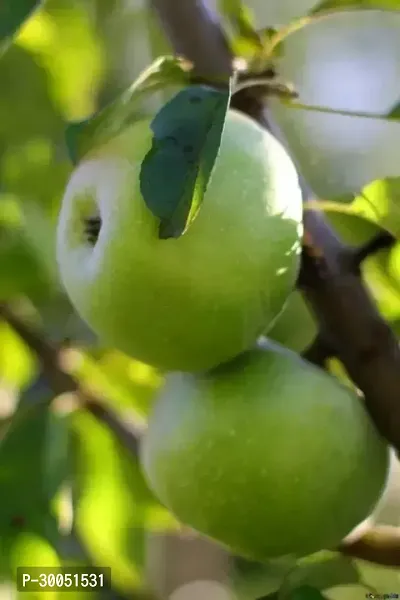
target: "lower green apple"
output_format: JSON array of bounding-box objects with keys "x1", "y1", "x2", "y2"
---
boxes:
[
  {"x1": 267, "y1": 291, "x2": 317, "y2": 352},
  {"x1": 56, "y1": 108, "x2": 303, "y2": 371},
  {"x1": 141, "y1": 340, "x2": 389, "y2": 561}
]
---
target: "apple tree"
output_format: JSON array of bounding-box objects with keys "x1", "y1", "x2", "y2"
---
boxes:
[{"x1": 1, "y1": 1, "x2": 400, "y2": 599}]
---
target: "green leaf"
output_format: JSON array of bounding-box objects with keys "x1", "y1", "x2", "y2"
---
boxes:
[
  {"x1": 0, "y1": 0, "x2": 43, "y2": 55},
  {"x1": 219, "y1": 0, "x2": 259, "y2": 40},
  {"x1": 232, "y1": 555, "x2": 296, "y2": 599},
  {"x1": 304, "y1": 206, "x2": 400, "y2": 324},
  {"x1": 311, "y1": 0, "x2": 400, "y2": 14},
  {"x1": 294, "y1": 553, "x2": 360, "y2": 591},
  {"x1": 218, "y1": 0, "x2": 263, "y2": 58},
  {"x1": 65, "y1": 346, "x2": 162, "y2": 419},
  {"x1": 258, "y1": 27, "x2": 285, "y2": 59},
  {"x1": 0, "y1": 383, "x2": 68, "y2": 536},
  {"x1": 0, "y1": 45, "x2": 64, "y2": 147},
  {"x1": 0, "y1": 196, "x2": 57, "y2": 302},
  {"x1": 308, "y1": 178, "x2": 400, "y2": 239},
  {"x1": 287, "y1": 585, "x2": 328, "y2": 600},
  {"x1": 140, "y1": 82, "x2": 232, "y2": 239},
  {"x1": 65, "y1": 55, "x2": 191, "y2": 165},
  {"x1": 71, "y1": 409, "x2": 177, "y2": 595},
  {"x1": 1, "y1": 525, "x2": 62, "y2": 593},
  {"x1": 387, "y1": 101, "x2": 400, "y2": 119}
]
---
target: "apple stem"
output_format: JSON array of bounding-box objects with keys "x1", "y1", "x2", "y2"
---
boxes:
[{"x1": 352, "y1": 231, "x2": 396, "y2": 269}]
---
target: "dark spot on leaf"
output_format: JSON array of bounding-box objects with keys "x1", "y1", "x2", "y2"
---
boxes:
[
  {"x1": 189, "y1": 95, "x2": 202, "y2": 104},
  {"x1": 183, "y1": 144, "x2": 194, "y2": 154},
  {"x1": 165, "y1": 135, "x2": 178, "y2": 145}
]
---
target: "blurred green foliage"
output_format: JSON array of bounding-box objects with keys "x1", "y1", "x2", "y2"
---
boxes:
[
  {"x1": 0, "y1": 1, "x2": 43, "y2": 56},
  {"x1": 1, "y1": 0, "x2": 400, "y2": 599}
]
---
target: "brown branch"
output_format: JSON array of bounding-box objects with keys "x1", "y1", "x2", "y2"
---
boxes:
[
  {"x1": 0, "y1": 303, "x2": 141, "y2": 458},
  {"x1": 84, "y1": 397, "x2": 142, "y2": 457},
  {"x1": 149, "y1": 0, "x2": 232, "y2": 80}
]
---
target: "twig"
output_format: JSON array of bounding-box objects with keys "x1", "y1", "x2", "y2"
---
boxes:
[
  {"x1": 0, "y1": 303, "x2": 141, "y2": 457},
  {"x1": 352, "y1": 231, "x2": 396, "y2": 269},
  {"x1": 84, "y1": 398, "x2": 142, "y2": 457}
]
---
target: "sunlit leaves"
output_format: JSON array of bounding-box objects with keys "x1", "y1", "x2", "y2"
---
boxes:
[
  {"x1": 310, "y1": 208, "x2": 400, "y2": 323},
  {"x1": 0, "y1": 0, "x2": 43, "y2": 56},
  {"x1": 0, "y1": 320, "x2": 36, "y2": 390},
  {"x1": 17, "y1": 1, "x2": 105, "y2": 121},
  {"x1": 0, "y1": 389, "x2": 69, "y2": 541},
  {"x1": 0, "y1": 198, "x2": 53, "y2": 302},
  {"x1": 70, "y1": 410, "x2": 177, "y2": 595},
  {"x1": 308, "y1": 178, "x2": 400, "y2": 239},
  {"x1": 218, "y1": 0, "x2": 263, "y2": 58},
  {"x1": 65, "y1": 55, "x2": 191, "y2": 165},
  {"x1": 60, "y1": 346, "x2": 162, "y2": 419}
]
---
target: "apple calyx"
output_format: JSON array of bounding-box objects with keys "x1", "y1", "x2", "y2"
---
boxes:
[{"x1": 84, "y1": 216, "x2": 102, "y2": 246}]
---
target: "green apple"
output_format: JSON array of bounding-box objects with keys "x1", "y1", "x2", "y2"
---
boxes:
[
  {"x1": 141, "y1": 340, "x2": 389, "y2": 561},
  {"x1": 266, "y1": 291, "x2": 317, "y2": 352},
  {"x1": 0, "y1": 530, "x2": 60, "y2": 591},
  {"x1": 56, "y1": 108, "x2": 303, "y2": 371}
]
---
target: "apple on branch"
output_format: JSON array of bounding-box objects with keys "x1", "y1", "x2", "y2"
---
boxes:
[{"x1": 57, "y1": 108, "x2": 303, "y2": 371}]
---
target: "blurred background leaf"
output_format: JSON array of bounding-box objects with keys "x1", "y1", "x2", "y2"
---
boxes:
[
  {"x1": 308, "y1": 177, "x2": 400, "y2": 239},
  {"x1": 0, "y1": 0, "x2": 43, "y2": 56},
  {"x1": 70, "y1": 407, "x2": 178, "y2": 596}
]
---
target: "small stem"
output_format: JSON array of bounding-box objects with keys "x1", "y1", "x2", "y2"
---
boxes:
[{"x1": 353, "y1": 231, "x2": 396, "y2": 268}]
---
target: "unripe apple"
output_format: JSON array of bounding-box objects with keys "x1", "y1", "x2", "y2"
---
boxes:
[
  {"x1": 267, "y1": 291, "x2": 317, "y2": 352},
  {"x1": 57, "y1": 108, "x2": 303, "y2": 371},
  {"x1": 141, "y1": 340, "x2": 389, "y2": 561}
]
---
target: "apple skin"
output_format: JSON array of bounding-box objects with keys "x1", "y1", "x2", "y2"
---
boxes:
[
  {"x1": 266, "y1": 291, "x2": 317, "y2": 353},
  {"x1": 57, "y1": 109, "x2": 303, "y2": 372},
  {"x1": 141, "y1": 340, "x2": 389, "y2": 561}
]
